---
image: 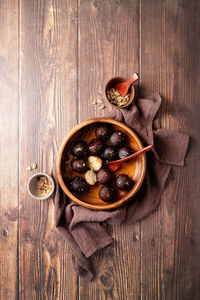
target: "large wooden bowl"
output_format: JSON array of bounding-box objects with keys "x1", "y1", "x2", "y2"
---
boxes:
[{"x1": 56, "y1": 118, "x2": 146, "y2": 210}]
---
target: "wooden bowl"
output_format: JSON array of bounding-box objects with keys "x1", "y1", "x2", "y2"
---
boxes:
[
  {"x1": 56, "y1": 118, "x2": 146, "y2": 210},
  {"x1": 105, "y1": 77, "x2": 135, "y2": 109}
]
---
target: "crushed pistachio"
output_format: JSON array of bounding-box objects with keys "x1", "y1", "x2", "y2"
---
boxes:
[
  {"x1": 93, "y1": 98, "x2": 105, "y2": 109},
  {"x1": 107, "y1": 88, "x2": 130, "y2": 107},
  {"x1": 32, "y1": 162, "x2": 37, "y2": 169}
]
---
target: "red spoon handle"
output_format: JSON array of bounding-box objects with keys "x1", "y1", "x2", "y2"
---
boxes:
[
  {"x1": 123, "y1": 144, "x2": 153, "y2": 162},
  {"x1": 125, "y1": 73, "x2": 139, "y2": 87},
  {"x1": 106, "y1": 144, "x2": 154, "y2": 165}
]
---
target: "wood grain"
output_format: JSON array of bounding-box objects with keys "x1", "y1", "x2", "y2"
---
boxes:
[
  {"x1": 77, "y1": 0, "x2": 141, "y2": 299},
  {"x1": 0, "y1": 1, "x2": 19, "y2": 299},
  {"x1": 0, "y1": 0, "x2": 199, "y2": 299},
  {"x1": 140, "y1": 0, "x2": 200, "y2": 299},
  {"x1": 19, "y1": 0, "x2": 77, "y2": 298}
]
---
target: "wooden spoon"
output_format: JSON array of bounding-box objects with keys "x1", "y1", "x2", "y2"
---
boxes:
[
  {"x1": 105, "y1": 144, "x2": 153, "y2": 172},
  {"x1": 114, "y1": 73, "x2": 139, "y2": 97}
]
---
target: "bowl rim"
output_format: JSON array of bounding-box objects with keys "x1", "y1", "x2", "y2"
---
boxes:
[
  {"x1": 56, "y1": 118, "x2": 146, "y2": 210},
  {"x1": 27, "y1": 172, "x2": 55, "y2": 200}
]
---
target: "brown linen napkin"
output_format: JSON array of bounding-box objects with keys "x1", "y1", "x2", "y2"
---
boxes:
[{"x1": 52, "y1": 94, "x2": 189, "y2": 280}]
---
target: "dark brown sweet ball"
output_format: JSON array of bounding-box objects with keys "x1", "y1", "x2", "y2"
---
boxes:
[
  {"x1": 96, "y1": 168, "x2": 112, "y2": 184},
  {"x1": 115, "y1": 174, "x2": 133, "y2": 190},
  {"x1": 69, "y1": 177, "x2": 87, "y2": 193},
  {"x1": 109, "y1": 130, "x2": 126, "y2": 148},
  {"x1": 102, "y1": 146, "x2": 116, "y2": 162},
  {"x1": 99, "y1": 185, "x2": 115, "y2": 202},
  {"x1": 72, "y1": 141, "x2": 88, "y2": 158},
  {"x1": 71, "y1": 158, "x2": 88, "y2": 173},
  {"x1": 95, "y1": 124, "x2": 111, "y2": 141},
  {"x1": 117, "y1": 146, "x2": 133, "y2": 159},
  {"x1": 88, "y1": 138, "x2": 105, "y2": 156}
]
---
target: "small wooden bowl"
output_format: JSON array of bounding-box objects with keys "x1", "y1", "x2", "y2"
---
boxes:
[
  {"x1": 56, "y1": 118, "x2": 146, "y2": 210},
  {"x1": 105, "y1": 77, "x2": 135, "y2": 109}
]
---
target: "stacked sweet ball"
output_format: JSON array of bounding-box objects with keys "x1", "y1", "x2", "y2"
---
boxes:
[{"x1": 68, "y1": 124, "x2": 134, "y2": 202}]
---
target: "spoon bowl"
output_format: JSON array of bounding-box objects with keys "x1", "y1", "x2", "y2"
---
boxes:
[{"x1": 114, "y1": 73, "x2": 139, "y2": 97}]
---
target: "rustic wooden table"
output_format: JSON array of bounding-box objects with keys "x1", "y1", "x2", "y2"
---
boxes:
[{"x1": 1, "y1": 0, "x2": 199, "y2": 299}]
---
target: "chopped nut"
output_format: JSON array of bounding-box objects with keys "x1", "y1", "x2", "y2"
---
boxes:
[
  {"x1": 93, "y1": 101, "x2": 97, "y2": 105},
  {"x1": 26, "y1": 166, "x2": 32, "y2": 171},
  {"x1": 88, "y1": 156, "x2": 102, "y2": 172},
  {"x1": 97, "y1": 99, "x2": 103, "y2": 104},
  {"x1": 32, "y1": 162, "x2": 37, "y2": 169},
  {"x1": 85, "y1": 170, "x2": 97, "y2": 185},
  {"x1": 37, "y1": 175, "x2": 52, "y2": 195},
  {"x1": 117, "y1": 96, "x2": 123, "y2": 101},
  {"x1": 114, "y1": 90, "x2": 120, "y2": 96},
  {"x1": 99, "y1": 105, "x2": 105, "y2": 109},
  {"x1": 107, "y1": 88, "x2": 130, "y2": 107}
]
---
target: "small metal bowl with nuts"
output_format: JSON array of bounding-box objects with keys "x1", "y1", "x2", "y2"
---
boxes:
[{"x1": 27, "y1": 173, "x2": 55, "y2": 200}]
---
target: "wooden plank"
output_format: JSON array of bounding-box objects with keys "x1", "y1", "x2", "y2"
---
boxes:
[
  {"x1": 1, "y1": 0, "x2": 199, "y2": 298},
  {"x1": 78, "y1": 1, "x2": 141, "y2": 299},
  {"x1": 140, "y1": 0, "x2": 200, "y2": 299},
  {"x1": 0, "y1": 1, "x2": 19, "y2": 299},
  {"x1": 19, "y1": 0, "x2": 78, "y2": 299},
  {"x1": 78, "y1": 0, "x2": 140, "y2": 121}
]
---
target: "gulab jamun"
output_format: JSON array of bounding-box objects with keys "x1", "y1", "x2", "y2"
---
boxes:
[
  {"x1": 102, "y1": 146, "x2": 116, "y2": 162},
  {"x1": 118, "y1": 146, "x2": 133, "y2": 159},
  {"x1": 95, "y1": 124, "x2": 111, "y2": 141},
  {"x1": 88, "y1": 138, "x2": 105, "y2": 156},
  {"x1": 69, "y1": 177, "x2": 87, "y2": 193},
  {"x1": 115, "y1": 174, "x2": 133, "y2": 190},
  {"x1": 72, "y1": 141, "x2": 88, "y2": 158},
  {"x1": 88, "y1": 156, "x2": 102, "y2": 171},
  {"x1": 96, "y1": 168, "x2": 112, "y2": 184},
  {"x1": 71, "y1": 158, "x2": 88, "y2": 173},
  {"x1": 99, "y1": 185, "x2": 115, "y2": 202},
  {"x1": 109, "y1": 130, "x2": 126, "y2": 147},
  {"x1": 85, "y1": 170, "x2": 97, "y2": 185}
]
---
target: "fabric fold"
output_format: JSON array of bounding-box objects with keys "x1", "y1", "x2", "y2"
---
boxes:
[{"x1": 52, "y1": 94, "x2": 189, "y2": 279}]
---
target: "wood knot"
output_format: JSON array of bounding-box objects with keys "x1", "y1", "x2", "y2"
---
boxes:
[
  {"x1": 24, "y1": 231, "x2": 34, "y2": 243},
  {"x1": 34, "y1": 281, "x2": 41, "y2": 291},
  {"x1": 4, "y1": 207, "x2": 18, "y2": 222},
  {"x1": 99, "y1": 269, "x2": 113, "y2": 290},
  {"x1": 93, "y1": 0, "x2": 102, "y2": 10},
  {"x1": 165, "y1": 268, "x2": 172, "y2": 276},
  {"x1": 133, "y1": 234, "x2": 139, "y2": 242},
  {"x1": 94, "y1": 1, "x2": 100, "y2": 7},
  {"x1": 151, "y1": 238, "x2": 155, "y2": 247},
  {"x1": 43, "y1": 230, "x2": 60, "y2": 258},
  {"x1": 190, "y1": 237, "x2": 195, "y2": 245},
  {"x1": 3, "y1": 227, "x2": 8, "y2": 237}
]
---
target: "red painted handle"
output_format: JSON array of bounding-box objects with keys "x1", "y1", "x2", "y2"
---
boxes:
[
  {"x1": 125, "y1": 73, "x2": 139, "y2": 87},
  {"x1": 105, "y1": 144, "x2": 153, "y2": 166}
]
